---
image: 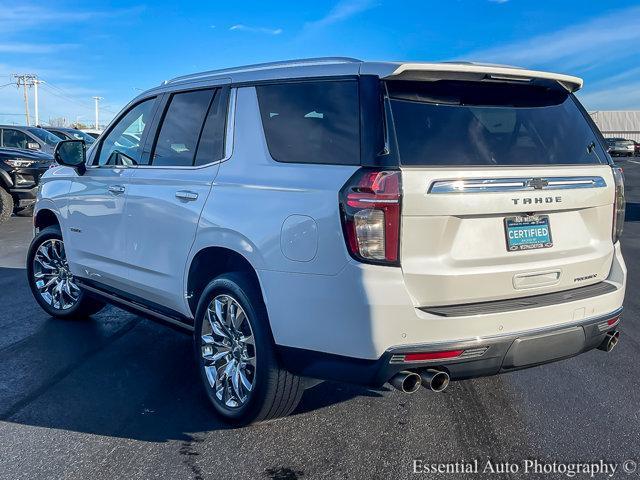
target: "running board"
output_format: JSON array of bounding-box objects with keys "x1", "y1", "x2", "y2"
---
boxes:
[{"x1": 77, "y1": 280, "x2": 194, "y2": 332}]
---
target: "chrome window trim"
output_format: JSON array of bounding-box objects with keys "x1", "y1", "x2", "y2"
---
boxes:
[
  {"x1": 86, "y1": 88, "x2": 236, "y2": 171},
  {"x1": 428, "y1": 176, "x2": 607, "y2": 194}
]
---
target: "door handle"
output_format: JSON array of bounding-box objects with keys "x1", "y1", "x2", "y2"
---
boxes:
[
  {"x1": 175, "y1": 190, "x2": 198, "y2": 201},
  {"x1": 108, "y1": 185, "x2": 126, "y2": 194}
]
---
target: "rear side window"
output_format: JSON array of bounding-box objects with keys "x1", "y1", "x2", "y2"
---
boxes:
[
  {"x1": 256, "y1": 80, "x2": 360, "y2": 165},
  {"x1": 195, "y1": 88, "x2": 229, "y2": 166},
  {"x1": 387, "y1": 80, "x2": 607, "y2": 166},
  {"x1": 152, "y1": 89, "x2": 214, "y2": 167}
]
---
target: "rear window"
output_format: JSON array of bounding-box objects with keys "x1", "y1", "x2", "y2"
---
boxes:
[
  {"x1": 387, "y1": 80, "x2": 607, "y2": 166},
  {"x1": 256, "y1": 80, "x2": 360, "y2": 165}
]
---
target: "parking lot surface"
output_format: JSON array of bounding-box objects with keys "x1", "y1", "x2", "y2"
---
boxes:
[{"x1": 1, "y1": 162, "x2": 639, "y2": 480}]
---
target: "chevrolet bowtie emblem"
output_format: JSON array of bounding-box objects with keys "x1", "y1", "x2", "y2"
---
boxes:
[{"x1": 528, "y1": 178, "x2": 549, "y2": 190}]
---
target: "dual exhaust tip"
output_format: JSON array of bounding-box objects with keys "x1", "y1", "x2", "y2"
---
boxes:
[
  {"x1": 390, "y1": 369, "x2": 450, "y2": 394},
  {"x1": 598, "y1": 330, "x2": 620, "y2": 353}
]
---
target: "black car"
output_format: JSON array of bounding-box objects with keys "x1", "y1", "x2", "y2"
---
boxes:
[
  {"x1": 0, "y1": 147, "x2": 53, "y2": 222},
  {"x1": 0, "y1": 125, "x2": 62, "y2": 155},
  {"x1": 43, "y1": 127, "x2": 96, "y2": 145}
]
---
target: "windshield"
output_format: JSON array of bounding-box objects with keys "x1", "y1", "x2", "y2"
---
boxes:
[
  {"x1": 387, "y1": 80, "x2": 607, "y2": 166},
  {"x1": 28, "y1": 128, "x2": 63, "y2": 146}
]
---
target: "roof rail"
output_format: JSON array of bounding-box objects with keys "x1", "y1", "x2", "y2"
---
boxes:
[{"x1": 165, "y1": 57, "x2": 362, "y2": 84}]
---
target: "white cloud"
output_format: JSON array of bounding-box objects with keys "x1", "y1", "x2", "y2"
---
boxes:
[
  {"x1": 0, "y1": 43, "x2": 78, "y2": 54},
  {"x1": 489, "y1": 0, "x2": 509, "y2": 3},
  {"x1": 229, "y1": 24, "x2": 283, "y2": 35},
  {"x1": 0, "y1": 3, "x2": 145, "y2": 32},
  {"x1": 306, "y1": 0, "x2": 378, "y2": 29},
  {"x1": 461, "y1": 5, "x2": 640, "y2": 69},
  {"x1": 578, "y1": 81, "x2": 640, "y2": 111}
]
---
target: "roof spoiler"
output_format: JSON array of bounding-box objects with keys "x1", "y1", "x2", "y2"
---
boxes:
[{"x1": 383, "y1": 63, "x2": 583, "y2": 92}]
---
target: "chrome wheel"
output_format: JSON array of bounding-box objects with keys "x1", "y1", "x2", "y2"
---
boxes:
[
  {"x1": 32, "y1": 239, "x2": 80, "y2": 310},
  {"x1": 201, "y1": 294, "x2": 256, "y2": 408}
]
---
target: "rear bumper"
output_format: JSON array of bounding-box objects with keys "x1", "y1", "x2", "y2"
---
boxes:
[
  {"x1": 278, "y1": 307, "x2": 623, "y2": 387},
  {"x1": 263, "y1": 242, "x2": 626, "y2": 360}
]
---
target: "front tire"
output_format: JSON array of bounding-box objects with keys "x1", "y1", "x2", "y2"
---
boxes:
[
  {"x1": 27, "y1": 225, "x2": 106, "y2": 319},
  {"x1": 0, "y1": 187, "x2": 13, "y2": 223},
  {"x1": 194, "y1": 272, "x2": 304, "y2": 425}
]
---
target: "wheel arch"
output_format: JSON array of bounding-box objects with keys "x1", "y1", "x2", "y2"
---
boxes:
[
  {"x1": 186, "y1": 245, "x2": 266, "y2": 318},
  {"x1": 33, "y1": 207, "x2": 61, "y2": 231}
]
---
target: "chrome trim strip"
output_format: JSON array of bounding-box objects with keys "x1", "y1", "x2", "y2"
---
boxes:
[
  {"x1": 387, "y1": 306, "x2": 623, "y2": 353},
  {"x1": 428, "y1": 176, "x2": 607, "y2": 194}
]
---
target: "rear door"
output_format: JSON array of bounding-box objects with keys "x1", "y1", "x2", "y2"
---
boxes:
[
  {"x1": 122, "y1": 86, "x2": 230, "y2": 314},
  {"x1": 386, "y1": 79, "x2": 616, "y2": 307}
]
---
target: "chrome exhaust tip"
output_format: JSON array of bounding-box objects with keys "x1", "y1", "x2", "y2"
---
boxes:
[
  {"x1": 389, "y1": 371, "x2": 422, "y2": 394},
  {"x1": 419, "y1": 369, "x2": 450, "y2": 392},
  {"x1": 598, "y1": 330, "x2": 620, "y2": 353}
]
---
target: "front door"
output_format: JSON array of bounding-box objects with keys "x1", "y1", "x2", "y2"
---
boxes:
[{"x1": 65, "y1": 97, "x2": 158, "y2": 290}]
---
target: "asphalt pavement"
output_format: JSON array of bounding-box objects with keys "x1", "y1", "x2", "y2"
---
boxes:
[{"x1": 1, "y1": 161, "x2": 639, "y2": 480}]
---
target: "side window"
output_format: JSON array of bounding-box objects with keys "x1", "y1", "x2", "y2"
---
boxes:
[
  {"x1": 3, "y1": 129, "x2": 32, "y2": 149},
  {"x1": 151, "y1": 89, "x2": 215, "y2": 167},
  {"x1": 255, "y1": 80, "x2": 360, "y2": 165},
  {"x1": 195, "y1": 88, "x2": 229, "y2": 166},
  {"x1": 96, "y1": 98, "x2": 155, "y2": 166}
]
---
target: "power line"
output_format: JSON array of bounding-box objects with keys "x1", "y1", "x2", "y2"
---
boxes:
[{"x1": 41, "y1": 82, "x2": 96, "y2": 111}]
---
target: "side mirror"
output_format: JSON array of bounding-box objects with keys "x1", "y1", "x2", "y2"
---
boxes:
[
  {"x1": 27, "y1": 142, "x2": 40, "y2": 150},
  {"x1": 54, "y1": 140, "x2": 86, "y2": 175}
]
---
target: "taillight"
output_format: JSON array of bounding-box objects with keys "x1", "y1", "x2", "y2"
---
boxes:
[
  {"x1": 612, "y1": 166, "x2": 625, "y2": 243},
  {"x1": 339, "y1": 169, "x2": 401, "y2": 265}
]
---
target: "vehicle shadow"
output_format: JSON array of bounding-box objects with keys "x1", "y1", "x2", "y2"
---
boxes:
[{"x1": 0, "y1": 264, "x2": 379, "y2": 442}]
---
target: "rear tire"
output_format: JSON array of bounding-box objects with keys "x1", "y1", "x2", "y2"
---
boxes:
[
  {"x1": 0, "y1": 187, "x2": 13, "y2": 224},
  {"x1": 193, "y1": 272, "x2": 304, "y2": 425},
  {"x1": 27, "y1": 225, "x2": 106, "y2": 319}
]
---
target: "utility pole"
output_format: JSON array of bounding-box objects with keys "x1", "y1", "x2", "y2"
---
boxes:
[
  {"x1": 92, "y1": 96, "x2": 103, "y2": 130},
  {"x1": 33, "y1": 80, "x2": 41, "y2": 126},
  {"x1": 13, "y1": 74, "x2": 37, "y2": 126}
]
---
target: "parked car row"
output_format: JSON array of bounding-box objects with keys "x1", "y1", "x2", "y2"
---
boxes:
[{"x1": 0, "y1": 125, "x2": 97, "y2": 222}]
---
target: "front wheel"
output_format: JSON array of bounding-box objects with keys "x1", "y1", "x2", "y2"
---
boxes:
[
  {"x1": 27, "y1": 226, "x2": 105, "y2": 319},
  {"x1": 194, "y1": 273, "x2": 304, "y2": 425}
]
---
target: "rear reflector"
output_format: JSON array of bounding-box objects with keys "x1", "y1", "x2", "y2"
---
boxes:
[
  {"x1": 403, "y1": 350, "x2": 465, "y2": 362},
  {"x1": 598, "y1": 314, "x2": 621, "y2": 332}
]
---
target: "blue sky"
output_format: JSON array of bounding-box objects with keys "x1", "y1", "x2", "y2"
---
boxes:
[{"x1": 1, "y1": 0, "x2": 640, "y2": 126}]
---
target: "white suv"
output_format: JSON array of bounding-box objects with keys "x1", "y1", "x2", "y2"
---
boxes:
[{"x1": 27, "y1": 58, "x2": 626, "y2": 425}]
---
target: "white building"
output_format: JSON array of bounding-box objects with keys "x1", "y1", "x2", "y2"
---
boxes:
[{"x1": 589, "y1": 111, "x2": 640, "y2": 142}]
